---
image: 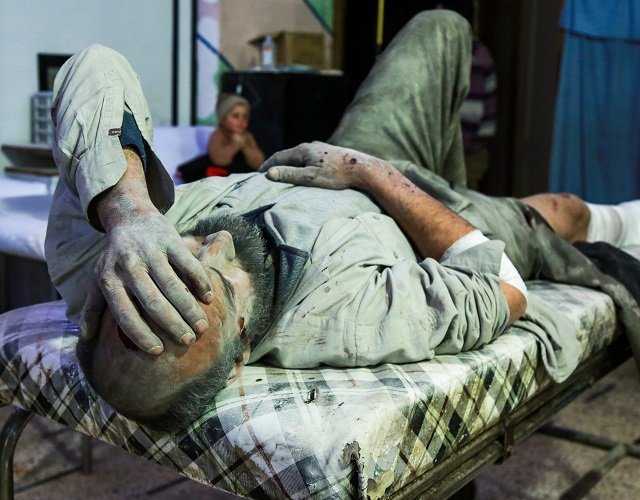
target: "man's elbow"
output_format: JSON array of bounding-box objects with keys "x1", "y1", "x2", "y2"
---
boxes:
[{"x1": 500, "y1": 282, "x2": 527, "y2": 325}]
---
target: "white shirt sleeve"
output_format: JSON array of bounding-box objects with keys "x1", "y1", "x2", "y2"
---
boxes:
[{"x1": 441, "y1": 229, "x2": 528, "y2": 298}]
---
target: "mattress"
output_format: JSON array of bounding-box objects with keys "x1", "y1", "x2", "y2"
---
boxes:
[
  {"x1": 0, "y1": 173, "x2": 53, "y2": 261},
  {"x1": 1, "y1": 238, "x2": 637, "y2": 499}
]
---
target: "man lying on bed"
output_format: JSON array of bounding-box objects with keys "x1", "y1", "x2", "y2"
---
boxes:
[{"x1": 45, "y1": 11, "x2": 640, "y2": 431}]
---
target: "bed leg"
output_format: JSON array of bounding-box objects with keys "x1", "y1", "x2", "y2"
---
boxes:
[
  {"x1": 81, "y1": 434, "x2": 93, "y2": 474},
  {"x1": 0, "y1": 408, "x2": 34, "y2": 500}
]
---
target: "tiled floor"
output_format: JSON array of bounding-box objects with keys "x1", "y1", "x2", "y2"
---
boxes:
[
  {"x1": 2, "y1": 359, "x2": 639, "y2": 499},
  {"x1": 475, "y1": 358, "x2": 640, "y2": 499}
]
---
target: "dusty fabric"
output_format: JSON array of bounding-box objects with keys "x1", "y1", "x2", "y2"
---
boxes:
[
  {"x1": 44, "y1": 15, "x2": 519, "y2": 371},
  {"x1": 329, "y1": 11, "x2": 640, "y2": 378},
  {"x1": 575, "y1": 241, "x2": 640, "y2": 306},
  {"x1": 48, "y1": 44, "x2": 174, "y2": 230},
  {"x1": 330, "y1": 12, "x2": 470, "y2": 186}
]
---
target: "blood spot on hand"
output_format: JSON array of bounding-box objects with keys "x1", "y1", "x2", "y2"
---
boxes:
[{"x1": 349, "y1": 158, "x2": 357, "y2": 165}]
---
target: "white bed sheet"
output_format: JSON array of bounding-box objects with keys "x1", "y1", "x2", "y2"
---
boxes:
[
  {"x1": 152, "y1": 125, "x2": 214, "y2": 180},
  {"x1": 0, "y1": 173, "x2": 52, "y2": 261}
]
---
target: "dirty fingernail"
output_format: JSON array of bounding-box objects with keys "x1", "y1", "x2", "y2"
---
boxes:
[
  {"x1": 194, "y1": 319, "x2": 208, "y2": 334},
  {"x1": 181, "y1": 333, "x2": 196, "y2": 345},
  {"x1": 149, "y1": 345, "x2": 164, "y2": 355}
]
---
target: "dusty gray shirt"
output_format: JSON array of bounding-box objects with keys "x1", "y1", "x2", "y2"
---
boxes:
[
  {"x1": 167, "y1": 175, "x2": 510, "y2": 367},
  {"x1": 47, "y1": 162, "x2": 510, "y2": 368},
  {"x1": 45, "y1": 42, "x2": 584, "y2": 380}
]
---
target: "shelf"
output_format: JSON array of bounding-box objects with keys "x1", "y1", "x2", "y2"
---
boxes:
[{"x1": 2, "y1": 143, "x2": 55, "y2": 168}]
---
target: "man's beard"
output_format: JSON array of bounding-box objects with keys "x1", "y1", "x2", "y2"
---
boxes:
[{"x1": 186, "y1": 212, "x2": 275, "y2": 346}]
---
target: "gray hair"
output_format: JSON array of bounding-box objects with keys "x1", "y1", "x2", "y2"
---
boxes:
[
  {"x1": 127, "y1": 337, "x2": 248, "y2": 432},
  {"x1": 77, "y1": 334, "x2": 248, "y2": 432}
]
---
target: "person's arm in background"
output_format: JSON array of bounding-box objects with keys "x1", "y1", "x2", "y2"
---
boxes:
[
  {"x1": 262, "y1": 142, "x2": 526, "y2": 324},
  {"x1": 207, "y1": 130, "x2": 265, "y2": 171},
  {"x1": 240, "y1": 132, "x2": 266, "y2": 169}
]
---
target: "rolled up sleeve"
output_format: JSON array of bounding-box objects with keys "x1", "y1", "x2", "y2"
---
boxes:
[
  {"x1": 351, "y1": 240, "x2": 510, "y2": 364},
  {"x1": 51, "y1": 44, "x2": 170, "y2": 229},
  {"x1": 423, "y1": 239, "x2": 510, "y2": 354},
  {"x1": 52, "y1": 45, "x2": 132, "y2": 228},
  {"x1": 46, "y1": 44, "x2": 172, "y2": 320}
]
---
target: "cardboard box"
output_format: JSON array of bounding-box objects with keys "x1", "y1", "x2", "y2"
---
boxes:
[{"x1": 250, "y1": 31, "x2": 325, "y2": 69}]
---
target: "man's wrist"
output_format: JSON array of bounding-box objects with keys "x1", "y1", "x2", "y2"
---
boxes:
[
  {"x1": 355, "y1": 159, "x2": 398, "y2": 192},
  {"x1": 97, "y1": 191, "x2": 156, "y2": 231}
]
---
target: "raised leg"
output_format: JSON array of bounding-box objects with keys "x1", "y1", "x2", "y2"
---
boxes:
[{"x1": 329, "y1": 10, "x2": 472, "y2": 186}]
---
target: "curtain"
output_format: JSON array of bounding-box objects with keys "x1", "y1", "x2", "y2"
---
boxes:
[{"x1": 548, "y1": 0, "x2": 640, "y2": 203}]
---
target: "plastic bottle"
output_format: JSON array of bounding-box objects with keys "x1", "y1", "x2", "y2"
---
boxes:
[{"x1": 261, "y1": 35, "x2": 275, "y2": 69}]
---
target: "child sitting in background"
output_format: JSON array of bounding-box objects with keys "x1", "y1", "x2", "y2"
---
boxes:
[
  {"x1": 207, "y1": 93, "x2": 265, "y2": 175},
  {"x1": 177, "y1": 93, "x2": 265, "y2": 182}
]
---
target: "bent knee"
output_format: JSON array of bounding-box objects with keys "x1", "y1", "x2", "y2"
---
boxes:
[
  {"x1": 522, "y1": 192, "x2": 589, "y2": 242},
  {"x1": 555, "y1": 193, "x2": 589, "y2": 221},
  {"x1": 410, "y1": 9, "x2": 472, "y2": 34}
]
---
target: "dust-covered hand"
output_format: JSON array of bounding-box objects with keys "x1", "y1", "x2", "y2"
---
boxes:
[
  {"x1": 80, "y1": 149, "x2": 212, "y2": 354},
  {"x1": 260, "y1": 141, "x2": 393, "y2": 190}
]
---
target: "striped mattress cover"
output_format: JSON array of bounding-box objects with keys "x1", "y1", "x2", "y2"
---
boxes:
[{"x1": 1, "y1": 246, "x2": 638, "y2": 498}]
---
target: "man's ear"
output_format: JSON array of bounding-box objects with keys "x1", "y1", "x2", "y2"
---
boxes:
[{"x1": 227, "y1": 346, "x2": 251, "y2": 384}]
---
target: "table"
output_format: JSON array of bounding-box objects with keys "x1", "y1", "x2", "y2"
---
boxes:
[{"x1": 2, "y1": 143, "x2": 55, "y2": 168}]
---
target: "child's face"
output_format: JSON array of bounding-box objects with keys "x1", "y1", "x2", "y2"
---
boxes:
[{"x1": 223, "y1": 105, "x2": 249, "y2": 134}]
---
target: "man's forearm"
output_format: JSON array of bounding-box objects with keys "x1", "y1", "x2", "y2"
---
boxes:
[
  {"x1": 355, "y1": 160, "x2": 475, "y2": 260},
  {"x1": 357, "y1": 161, "x2": 526, "y2": 324},
  {"x1": 263, "y1": 143, "x2": 475, "y2": 261},
  {"x1": 242, "y1": 145, "x2": 265, "y2": 170},
  {"x1": 241, "y1": 134, "x2": 266, "y2": 169},
  {"x1": 95, "y1": 148, "x2": 157, "y2": 230}
]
